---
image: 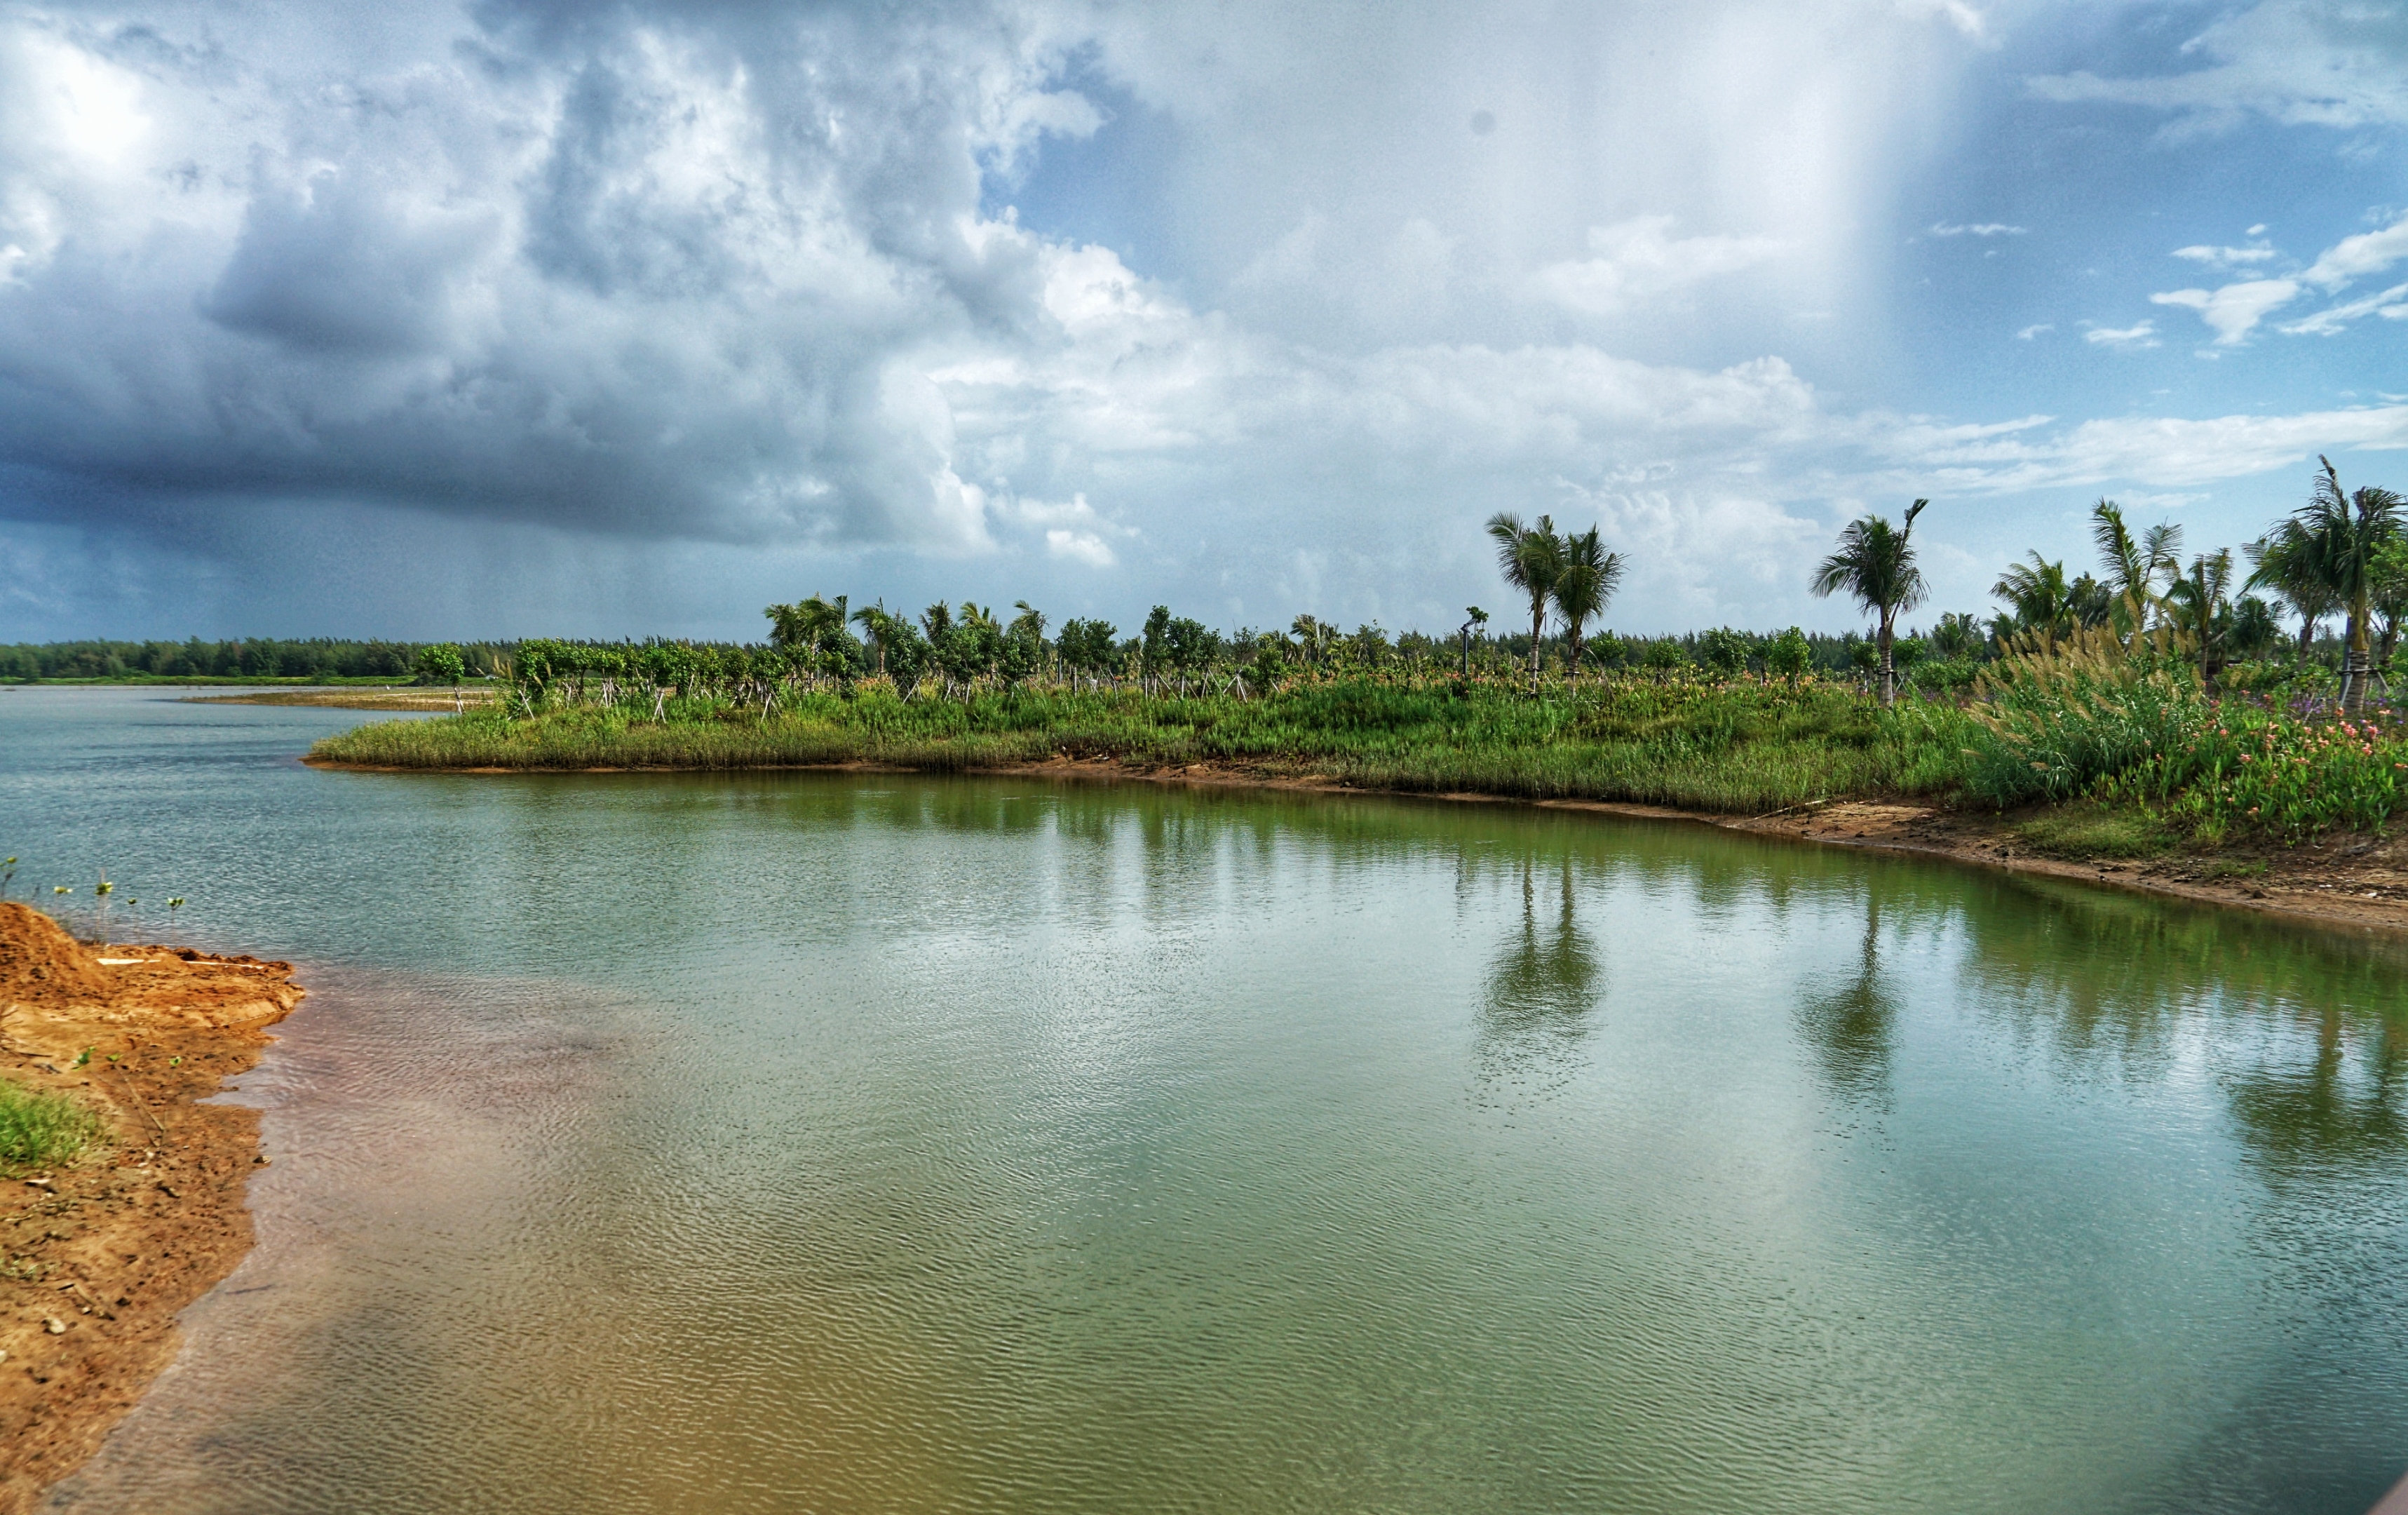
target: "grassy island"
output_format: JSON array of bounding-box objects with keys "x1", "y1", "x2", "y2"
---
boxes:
[
  {"x1": 313, "y1": 473, "x2": 2408, "y2": 866},
  {"x1": 311, "y1": 677, "x2": 1969, "y2": 812}
]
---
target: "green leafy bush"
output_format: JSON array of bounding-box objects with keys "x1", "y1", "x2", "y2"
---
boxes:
[{"x1": 2137, "y1": 705, "x2": 2408, "y2": 841}]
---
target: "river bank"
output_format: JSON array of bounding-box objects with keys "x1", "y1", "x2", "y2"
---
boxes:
[{"x1": 0, "y1": 905, "x2": 304, "y2": 1511}]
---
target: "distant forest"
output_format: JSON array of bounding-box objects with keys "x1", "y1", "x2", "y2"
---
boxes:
[
  {"x1": 0, "y1": 638, "x2": 511, "y2": 682},
  {"x1": 0, "y1": 628, "x2": 1980, "y2": 685}
]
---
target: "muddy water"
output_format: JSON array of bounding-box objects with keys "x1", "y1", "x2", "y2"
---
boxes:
[{"x1": 6, "y1": 688, "x2": 2408, "y2": 1513}]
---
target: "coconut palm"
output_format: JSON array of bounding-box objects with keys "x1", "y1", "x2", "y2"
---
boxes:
[
  {"x1": 1991, "y1": 553, "x2": 2077, "y2": 641},
  {"x1": 2248, "y1": 529, "x2": 2339, "y2": 661},
  {"x1": 851, "y1": 600, "x2": 893, "y2": 675},
  {"x1": 2163, "y1": 549, "x2": 2233, "y2": 685},
  {"x1": 2229, "y1": 595, "x2": 2283, "y2": 661},
  {"x1": 2142, "y1": 522, "x2": 2186, "y2": 598},
  {"x1": 2295, "y1": 456, "x2": 2402, "y2": 712},
  {"x1": 2090, "y1": 500, "x2": 2149, "y2": 615},
  {"x1": 1487, "y1": 512, "x2": 1564, "y2": 694},
  {"x1": 1811, "y1": 500, "x2": 1929, "y2": 706},
  {"x1": 1549, "y1": 528, "x2": 1624, "y2": 689}
]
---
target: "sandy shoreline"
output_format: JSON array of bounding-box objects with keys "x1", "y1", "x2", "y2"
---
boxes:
[
  {"x1": 302, "y1": 750, "x2": 2408, "y2": 938},
  {"x1": 0, "y1": 905, "x2": 304, "y2": 1511}
]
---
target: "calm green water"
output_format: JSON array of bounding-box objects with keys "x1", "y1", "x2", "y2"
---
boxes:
[{"x1": 5, "y1": 687, "x2": 2407, "y2": 1514}]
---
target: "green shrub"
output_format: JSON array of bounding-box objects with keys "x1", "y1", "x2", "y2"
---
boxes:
[
  {"x1": 2139, "y1": 705, "x2": 2408, "y2": 841},
  {"x1": 0, "y1": 1080, "x2": 108, "y2": 1175}
]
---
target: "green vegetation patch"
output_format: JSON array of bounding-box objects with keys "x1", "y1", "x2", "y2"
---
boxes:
[
  {"x1": 313, "y1": 680, "x2": 1982, "y2": 816},
  {"x1": 0, "y1": 1079, "x2": 109, "y2": 1176},
  {"x1": 2013, "y1": 806, "x2": 2179, "y2": 861}
]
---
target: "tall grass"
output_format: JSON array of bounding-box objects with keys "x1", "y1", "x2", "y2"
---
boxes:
[
  {"x1": 1961, "y1": 621, "x2": 2208, "y2": 806},
  {"x1": 0, "y1": 1080, "x2": 108, "y2": 1175},
  {"x1": 318, "y1": 661, "x2": 2408, "y2": 840},
  {"x1": 314, "y1": 678, "x2": 1977, "y2": 814}
]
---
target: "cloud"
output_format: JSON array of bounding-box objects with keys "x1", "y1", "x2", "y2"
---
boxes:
[
  {"x1": 0, "y1": 0, "x2": 2394, "y2": 643},
  {"x1": 2149, "y1": 210, "x2": 2408, "y2": 342},
  {"x1": 2015, "y1": 323, "x2": 2052, "y2": 339},
  {"x1": 2083, "y1": 320, "x2": 2160, "y2": 349},
  {"x1": 2171, "y1": 243, "x2": 2277, "y2": 267},
  {"x1": 2149, "y1": 280, "x2": 2301, "y2": 344},
  {"x1": 1876, "y1": 402, "x2": 2408, "y2": 493},
  {"x1": 2027, "y1": 2, "x2": 2408, "y2": 135},
  {"x1": 1529, "y1": 216, "x2": 1786, "y2": 316},
  {"x1": 2279, "y1": 280, "x2": 2408, "y2": 336},
  {"x1": 2301, "y1": 211, "x2": 2408, "y2": 288}
]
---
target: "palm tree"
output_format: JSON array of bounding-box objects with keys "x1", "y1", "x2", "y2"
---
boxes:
[
  {"x1": 2163, "y1": 549, "x2": 2233, "y2": 685},
  {"x1": 2297, "y1": 456, "x2": 2402, "y2": 712},
  {"x1": 1487, "y1": 511, "x2": 1564, "y2": 694},
  {"x1": 1811, "y1": 499, "x2": 1929, "y2": 706},
  {"x1": 2248, "y1": 529, "x2": 2339, "y2": 662},
  {"x1": 1991, "y1": 553, "x2": 2077, "y2": 641},
  {"x1": 851, "y1": 600, "x2": 893, "y2": 675},
  {"x1": 2090, "y1": 500, "x2": 2149, "y2": 618},
  {"x1": 1008, "y1": 600, "x2": 1049, "y2": 681},
  {"x1": 2142, "y1": 522, "x2": 2186, "y2": 600},
  {"x1": 2229, "y1": 595, "x2": 2283, "y2": 661},
  {"x1": 1549, "y1": 528, "x2": 1624, "y2": 689}
]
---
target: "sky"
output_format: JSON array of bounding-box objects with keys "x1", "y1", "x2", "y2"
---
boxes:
[{"x1": 1, "y1": 0, "x2": 2405, "y2": 643}]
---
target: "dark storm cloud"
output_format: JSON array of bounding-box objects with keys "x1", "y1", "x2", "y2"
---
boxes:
[
  {"x1": 5, "y1": 0, "x2": 2404, "y2": 644},
  {"x1": 0, "y1": 0, "x2": 1074, "y2": 549}
]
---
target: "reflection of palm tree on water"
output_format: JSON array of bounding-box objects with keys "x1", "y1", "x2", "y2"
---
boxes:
[
  {"x1": 1799, "y1": 892, "x2": 1897, "y2": 1106},
  {"x1": 1475, "y1": 857, "x2": 1604, "y2": 1103},
  {"x1": 2228, "y1": 1007, "x2": 2408, "y2": 1177}
]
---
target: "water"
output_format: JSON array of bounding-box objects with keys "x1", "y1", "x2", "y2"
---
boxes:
[{"x1": 5, "y1": 685, "x2": 2407, "y2": 1514}]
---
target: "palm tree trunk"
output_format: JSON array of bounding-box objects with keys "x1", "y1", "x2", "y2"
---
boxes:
[
  {"x1": 1876, "y1": 613, "x2": 1896, "y2": 707},
  {"x1": 2345, "y1": 595, "x2": 2374, "y2": 715},
  {"x1": 1529, "y1": 597, "x2": 1545, "y2": 695}
]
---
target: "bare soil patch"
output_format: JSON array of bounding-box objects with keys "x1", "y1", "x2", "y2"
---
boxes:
[{"x1": 0, "y1": 903, "x2": 304, "y2": 1512}]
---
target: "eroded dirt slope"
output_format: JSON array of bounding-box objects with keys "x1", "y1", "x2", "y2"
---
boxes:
[{"x1": 0, "y1": 903, "x2": 304, "y2": 1512}]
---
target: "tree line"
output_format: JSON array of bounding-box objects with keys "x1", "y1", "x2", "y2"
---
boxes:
[
  {"x1": 11, "y1": 454, "x2": 2393, "y2": 713},
  {"x1": 0, "y1": 637, "x2": 498, "y2": 682},
  {"x1": 1489, "y1": 454, "x2": 2399, "y2": 714}
]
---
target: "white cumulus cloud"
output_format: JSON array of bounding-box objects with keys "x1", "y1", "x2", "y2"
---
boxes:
[{"x1": 1529, "y1": 216, "x2": 1787, "y2": 317}]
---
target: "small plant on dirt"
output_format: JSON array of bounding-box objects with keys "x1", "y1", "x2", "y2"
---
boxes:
[
  {"x1": 0, "y1": 1081, "x2": 107, "y2": 1177},
  {"x1": 72, "y1": 1048, "x2": 90, "y2": 1070}
]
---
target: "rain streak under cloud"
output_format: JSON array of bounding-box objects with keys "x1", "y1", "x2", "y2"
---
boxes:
[{"x1": 1, "y1": 0, "x2": 2407, "y2": 640}]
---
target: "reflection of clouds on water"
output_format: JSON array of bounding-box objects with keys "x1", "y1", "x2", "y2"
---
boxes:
[
  {"x1": 1797, "y1": 894, "x2": 1895, "y2": 1109},
  {"x1": 1474, "y1": 856, "x2": 1602, "y2": 1108}
]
